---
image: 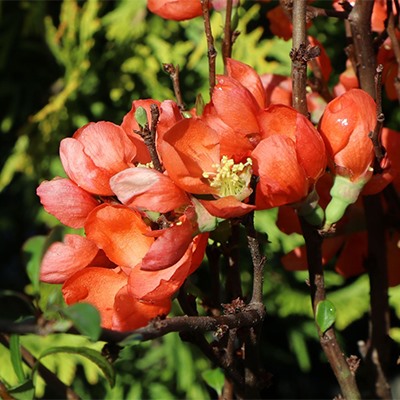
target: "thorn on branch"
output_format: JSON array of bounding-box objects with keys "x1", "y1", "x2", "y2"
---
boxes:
[
  {"x1": 222, "y1": 297, "x2": 246, "y2": 315},
  {"x1": 347, "y1": 355, "x2": 361, "y2": 375},
  {"x1": 290, "y1": 43, "x2": 321, "y2": 63}
]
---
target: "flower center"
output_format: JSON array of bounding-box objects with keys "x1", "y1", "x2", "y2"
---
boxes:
[
  {"x1": 202, "y1": 155, "x2": 253, "y2": 200},
  {"x1": 136, "y1": 161, "x2": 154, "y2": 168}
]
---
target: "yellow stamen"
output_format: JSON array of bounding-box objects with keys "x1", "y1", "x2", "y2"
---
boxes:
[
  {"x1": 136, "y1": 161, "x2": 155, "y2": 169},
  {"x1": 202, "y1": 156, "x2": 253, "y2": 200}
]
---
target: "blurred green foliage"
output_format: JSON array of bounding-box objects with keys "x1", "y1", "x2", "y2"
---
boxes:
[{"x1": 1, "y1": 0, "x2": 400, "y2": 399}]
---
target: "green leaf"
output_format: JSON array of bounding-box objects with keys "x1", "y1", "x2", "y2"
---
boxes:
[
  {"x1": 38, "y1": 283, "x2": 65, "y2": 316},
  {"x1": 22, "y1": 236, "x2": 46, "y2": 295},
  {"x1": 35, "y1": 346, "x2": 115, "y2": 388},
  {"x1": 8, "y1": 379, "x2": 35, "y2": 400},
  {"x1": 315, "y1": 300, "x2": 337, "y2": 334},
  {"x1": 201, "y1": 368, "x2": 225, "y2": 396},
  {"x1": 62, "y1": 303, "x2": 101, "y2": 342},
  {"x1": 9, "y1": 335, "x2": 26, "y2": 383},
  {"x1": 134, "y1": 106, "x2": 148, "y2": 128}
]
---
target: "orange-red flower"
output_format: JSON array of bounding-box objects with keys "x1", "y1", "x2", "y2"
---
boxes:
[
  {"x1": 319, "y1": 89, "x2": 376, "y2": 182},
  {"x1": 37, "y1": 121, "x2": 138, "y2": 228},
  {"x1": 160, "y1": 117, "x2": 256, "y2": 218},
  {"x1": 40, "y1": 203, "x2": 208, "y2": 331},
  {"x1": 147, "y1": 0, "x2": 204, "y2": 21},
  {"x1": 252, "y1": 105, "x2": 327, "y2": 209},
  {"x1": 318, "y1": 89, "x2": 377, "y2": 228}
]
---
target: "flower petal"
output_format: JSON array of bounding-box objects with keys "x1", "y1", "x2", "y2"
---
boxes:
[
  {"x1": 161, "y1": 118, "x2": 220, "y2": 194},
  {"x1": 252, "y1": 135, "x2": 308, "y2": 208},
  {"x1": 226, "y1": 58, "x2": 266, "y2": 108},
  {"x1": 199, "y1": 197, "x2": 256, "y2": 219},
  {"x1": 212, "y1": 75, "x2": 261, "y2": 138},
  {"x1": 112, "y1": 286, "x2": 171, "y2": 331},
  {"x1": 40, "y1": 234, "x2": 99, "y2": 283},
  {"x1": 62, "y1": 267, "x2": 128, "y2": 329},
  {"x1": 85, "y1": 204, "x2": 153, "y2": 268},
  {"x1": 37, "y1": 178, "x2": 99, "y2": 228},
  {"x1": 141, "y1": 217, "x2": 194, "y2": 271},
  {"x1": 60, "y1": 138, "x2": 112, "y2": 195},
  {"x1": 61, "y1": 122, "x2": 136, "y2": 195},
  {"x1": 129, "y1": 245, "x2": 193, "y2": 301},
  {"x1": 111, "y1": 167, "x2": 189, "y2": 213}
]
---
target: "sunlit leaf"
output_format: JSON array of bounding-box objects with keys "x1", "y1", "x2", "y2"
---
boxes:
[
  {"x1": 9, "y1": 335, "x2": 26, "y2": 383},
  {"x1": 34, "y1": 346, "x2": 115, "y2": 388},
  {"x1": 8, "y1": 379, "x2": 35, "y2": 400}
]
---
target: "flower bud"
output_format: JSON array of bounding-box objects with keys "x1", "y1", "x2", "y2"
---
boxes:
[{"x1": 318, "y1": 89, "x2": 377, "y2": 229}]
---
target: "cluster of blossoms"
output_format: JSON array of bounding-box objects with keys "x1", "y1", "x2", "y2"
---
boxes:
[{"x1": 37, "y1": 1, "x2": 400, "y2": 332}]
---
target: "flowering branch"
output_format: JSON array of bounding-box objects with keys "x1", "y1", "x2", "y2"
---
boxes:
[
  {"x1": 349, "y1": 2, "x2": 392, "y2": 398},
  {"x1": 299, "y1": 219, "x2": 361, "y2": 400},
  {"x1": 291, "y1": 2, "x2": 361, "y2": 399}
]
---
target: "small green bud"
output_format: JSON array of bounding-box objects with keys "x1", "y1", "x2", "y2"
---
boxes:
[
  {"x1": 135, "y1": 106, "x2": 148, "y2": 128},
  {"x1": 323, "y1": 175, "x2": 367, "y2": 231}
]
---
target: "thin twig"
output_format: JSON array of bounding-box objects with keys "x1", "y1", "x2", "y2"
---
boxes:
[
  {"x1": 242, "y1": 176, "x2": 266, "y2": 306},
  {"x1": 222, "y1": 0, "x2": 233, "y2": 73},
  {"x1": 162, "y1": 63, "x2": 185, "y2": 111},
  {"x1": 291, "y1": 2, "x2": 361, "y2": 398},
  {"x1": 0, "y1": 380, "x2": 15, "y2": 400},
  {"x1": 290, "y1": 0, "x2": 310, "y2": 116},
  {"x1": 135, "y1": 104, "x2": 163, "y2": 172},
  {"x1": 299, "y1": 218, "x2": 361, "y2": 400},
  {"x1": 306, "y1": 5, "x2": 350, "y2": 20},
  {"x1": 224, "y1": 224, "x2": 243, "y2": 301},
  {"x1": 201, "y1": 0, "x2": 217, "y2": 98},
  {"x1": 348, "y1": 0, "x2": 376, "y2": 96},
  {"x1": 369, "y1": 65, "x2": 385, "y2": 169}
]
